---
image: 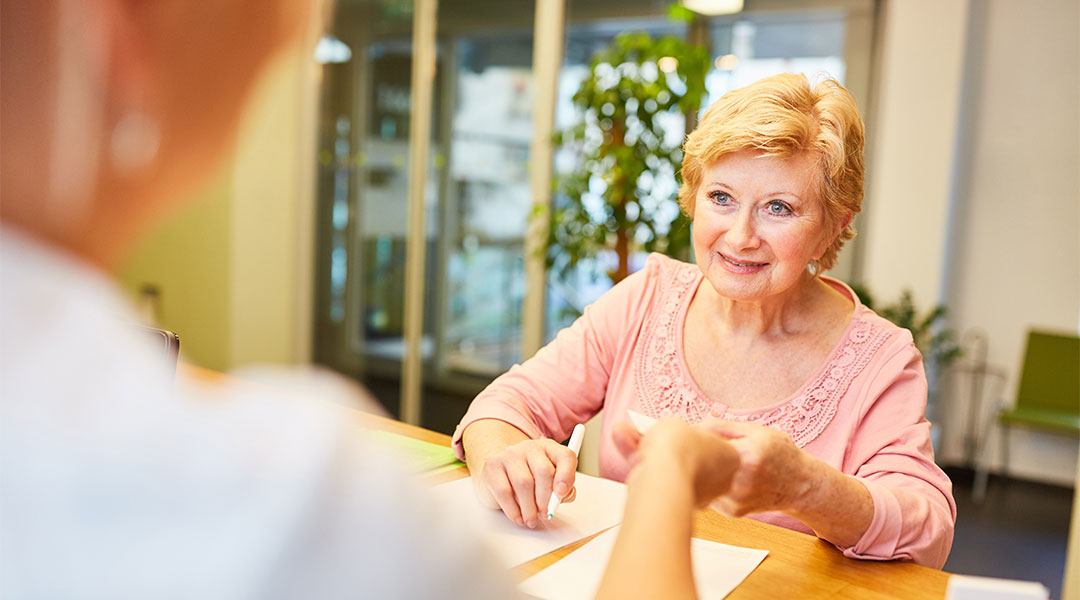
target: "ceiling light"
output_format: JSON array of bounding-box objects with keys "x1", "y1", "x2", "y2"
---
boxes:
[{"x1": 682, "y1": 0, "x2": 744, "y2": 16}]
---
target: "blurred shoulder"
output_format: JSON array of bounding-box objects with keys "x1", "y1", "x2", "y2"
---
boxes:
[
  {"x1": 180, "y1": 368, "x2": 517, "y2": 599},
  {"x1": 171, "y1": 365, "x2": 385, "y2": 480}
]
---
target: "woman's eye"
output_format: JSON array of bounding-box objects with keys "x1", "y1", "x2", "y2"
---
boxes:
[
  {"x1": 709, "y1": 191, "x2": 732, "y2": 204},
  {"x1": 766, "y1": 201, "x2": 792, "y2": 215}
]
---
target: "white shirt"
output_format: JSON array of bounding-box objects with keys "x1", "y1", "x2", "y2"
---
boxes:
[{"x1": 0, "y1": 227, "x2": 516, "y2": 599}]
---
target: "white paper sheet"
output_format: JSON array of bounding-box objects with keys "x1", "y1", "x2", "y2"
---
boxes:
[
  {"x1": 519, "y1": 526, "x2": 769, "y2": 600},
  {"x1": 627, "y1": 409, "x2": 659, "y2": 434},
  {"x1": 430, "y1": 473, "x2": 627, "y2": 568}
]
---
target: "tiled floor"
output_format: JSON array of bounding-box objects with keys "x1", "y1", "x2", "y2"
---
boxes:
[{"x1": 943, "y1": 468, "x2": 1074, "y2": 599}]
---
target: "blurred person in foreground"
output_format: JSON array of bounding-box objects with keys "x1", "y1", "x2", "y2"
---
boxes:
[
  {"x1": 456, "y1": 73, "x2": 956, "y2": 568},
  {"x1": 0, "y1": 0, "x2": 744, "y2": 598},
  {"x1": 0, "y1": 1, "x2": 515, "y2": 597}
]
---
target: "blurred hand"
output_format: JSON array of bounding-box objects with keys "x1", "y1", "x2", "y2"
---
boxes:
[
  {"x1": 614, "y1": 418, "x2": 739, "y2": 507},
  {"x1": 472, "y1": 438, "x2": 578, "y2": 529},
  {"x1": 700, "y1": 420, "x2": 811, "y2": 517}
]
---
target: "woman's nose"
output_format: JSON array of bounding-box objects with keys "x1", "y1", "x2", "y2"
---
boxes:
[{"x1": 724, "y1": 209, "x2": 760, "y2": 251}]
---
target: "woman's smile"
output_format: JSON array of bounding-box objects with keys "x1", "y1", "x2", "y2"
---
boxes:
[{"x1": 718, "y1": 251, "x2": 769, "y2": 273}]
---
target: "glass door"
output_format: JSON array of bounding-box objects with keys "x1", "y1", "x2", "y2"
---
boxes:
[{"x1": 313, "y1": 0, "x2": 423, "y2": 413}]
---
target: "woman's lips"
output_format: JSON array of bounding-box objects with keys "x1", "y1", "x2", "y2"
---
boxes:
[{"x1": 719, "y1": 252, "x2": 768, "y2": 273}]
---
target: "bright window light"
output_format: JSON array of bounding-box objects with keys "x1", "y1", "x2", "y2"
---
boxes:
[
  {"x1": 714, "y1": 54, "x2": 738, "y2": 70},
  {"x1": 682, "y1": 0, "x2": 744, "y2": 16},
  {"x1": 315, "y1": 35, "x2": 352, "y2": 64}
]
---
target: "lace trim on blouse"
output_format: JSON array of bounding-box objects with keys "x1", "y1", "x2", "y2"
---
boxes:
[{"x1": 632, "y1": 262, "x2": 892, "y2": 447}]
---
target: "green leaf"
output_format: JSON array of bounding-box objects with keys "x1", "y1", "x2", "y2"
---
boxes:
[
  {"x1": 548, "y1": 29, "x2": 708, "y2": 284},
  {"x1": 852, "y1": 286, "x2": 964, "y2": 371}
]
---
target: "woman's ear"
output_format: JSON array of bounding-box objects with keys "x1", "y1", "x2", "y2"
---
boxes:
[
  {"x1": 813, "y1": 211, "x2": 853, "y2": 261},
  {"x1": 839, "y1": 210, "x2": 854, "y2": 234},
  {"x1": 102, "y1": 0, "x2": 162, "y2": 177}
]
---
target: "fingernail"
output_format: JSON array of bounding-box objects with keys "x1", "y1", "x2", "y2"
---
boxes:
[
  {"x1": 527, "y1": 519, "x2": 536, "y2": 529},
  {"x1": 554, "y1": 482, "x2": 568, "y2": 496}
]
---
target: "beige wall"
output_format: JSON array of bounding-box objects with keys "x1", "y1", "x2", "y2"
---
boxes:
[
  {"x1": 860, "y1": 0, "x2": 970, "y2": 305},
  {"x1": 230, "y1": 50, "x2": 317, "y2": 367},
  {"x1": 939, "y1": 0, "x2": 1079, "y2": 484},
  {"x1": 119, "y1": 50, "x2": 316, "y2": 372},
  {"x1": 861, "y1": 0, "x2": 1079, "y2": 485},
  {"x1": 120, "y1": 174, "x2": 234, "y2": 371}
]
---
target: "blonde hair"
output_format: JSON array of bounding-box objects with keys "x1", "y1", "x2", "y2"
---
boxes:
[{"x1": 678, "y1": 73, "x2": 864, "y2": 272}]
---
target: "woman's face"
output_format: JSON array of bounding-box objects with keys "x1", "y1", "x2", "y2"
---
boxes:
[{"x1": 692, "y1": 150, "x2": 831, "y2": 304}]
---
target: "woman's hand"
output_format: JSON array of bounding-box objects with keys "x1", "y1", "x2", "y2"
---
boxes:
[
  {"x1": 701, "y1": 420, "x2": 873, "y2": 548},
  {"x1": 475, "y1": 439, "x2": 579, "y2": 528},
  {"x1": 699, "y1": 420, "x2": 812, "y2": 517},
  {"x1": 460, "y1": 420, "x2": 578, "y2": 529}
]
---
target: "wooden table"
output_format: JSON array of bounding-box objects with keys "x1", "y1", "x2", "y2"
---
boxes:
[
  {"x1": 359, "y1": 412, "x2": 952, "y2": 600},
  {"x1": 180, "y1": 364, "x2": 953, "y2": 598}
]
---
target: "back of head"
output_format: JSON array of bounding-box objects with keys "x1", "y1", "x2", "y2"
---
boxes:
[
  {"x1": 0, "y1": 0, "x2": 320, "y2": 266},
  {"x1": 679, "y1": 73, "x2": 865, "y2": 272}
]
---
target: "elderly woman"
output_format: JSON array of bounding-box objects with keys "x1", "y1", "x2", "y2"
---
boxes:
[{"x1": 454, "y1": 73, "x2": 956, "y2": 568}]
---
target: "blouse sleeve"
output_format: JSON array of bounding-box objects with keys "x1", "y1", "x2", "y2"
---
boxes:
[
  {"x1": 841, "y1": 337, "x2": 957, "y2": 569},
  {"x1": 451, "y1": 256, "x2": 664, "y2": 460}
]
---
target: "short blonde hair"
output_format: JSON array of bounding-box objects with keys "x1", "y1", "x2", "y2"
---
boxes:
[{"x1": 678, "y1": 73, "x2": 864, "y2": 272}]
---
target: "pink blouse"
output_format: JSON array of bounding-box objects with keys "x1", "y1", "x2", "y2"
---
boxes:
[{"x1": 453, "y1": 254, "x2": 956, "y2": 568}]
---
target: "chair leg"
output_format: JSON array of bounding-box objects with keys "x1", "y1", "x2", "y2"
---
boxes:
[
  {"x1": 1000, "y1": 423, "x2": 1010, "y2": 483},
  {"x1": 972, "y1": 416, "x2": 996, "y2": 504},
  {"x1": 972, "y1": 460, "x2": 989, "y2": 504}
]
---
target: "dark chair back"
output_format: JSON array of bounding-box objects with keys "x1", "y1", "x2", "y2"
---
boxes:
[{"x1": 142, "y1": 327, "x2": 181, "y2": 373}]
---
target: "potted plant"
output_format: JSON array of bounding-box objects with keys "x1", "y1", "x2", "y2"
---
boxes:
[
  {"x1": 543, "y1": 31, "x2": 709, "y2": 285},
  {"x1": 849, "y1": 285, "x2": 963, "y2": 371}
]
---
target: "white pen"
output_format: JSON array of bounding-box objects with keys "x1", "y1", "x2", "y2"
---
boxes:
[{"x1": 546, "y1": 423, "x2": 586, "y2": 520}]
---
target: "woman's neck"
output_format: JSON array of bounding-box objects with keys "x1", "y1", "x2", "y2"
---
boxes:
[{"x1": 696, "y1": 274, "x2": 838, "y2": 341}]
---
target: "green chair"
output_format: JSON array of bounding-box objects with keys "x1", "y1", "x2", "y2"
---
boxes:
[{"x1": 973, "y1": 330, "x2": 1080, "y2": 502}]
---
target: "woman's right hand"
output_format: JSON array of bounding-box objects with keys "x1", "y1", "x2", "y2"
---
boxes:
[
  {"x1": 461, "y1": 420, "x2": 579, "y2": 529},
  {"x1": 475, "y1": 439, "x2": 579, "y2": 528}
]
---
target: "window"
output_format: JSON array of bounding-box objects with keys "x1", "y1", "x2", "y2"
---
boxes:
[{"x1": 312, "y1": 0, "x2": 876, "y2": 425}]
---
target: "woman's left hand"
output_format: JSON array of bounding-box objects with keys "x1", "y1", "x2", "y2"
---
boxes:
[
  {"x1": 699, "y1": 420, "x2": 813, "y2": 518},
  {"x1": 619, "y1": 416, "x2": 873, "y2": 547}
]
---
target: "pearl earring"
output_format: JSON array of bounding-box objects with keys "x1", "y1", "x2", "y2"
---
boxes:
[{"x1": 110, "y1": 111, "x2": 160, "y2": 174}]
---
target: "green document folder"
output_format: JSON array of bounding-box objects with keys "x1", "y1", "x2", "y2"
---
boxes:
[{"x1": 365, "y1": 430, "x2": 465, "y2": 475}]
